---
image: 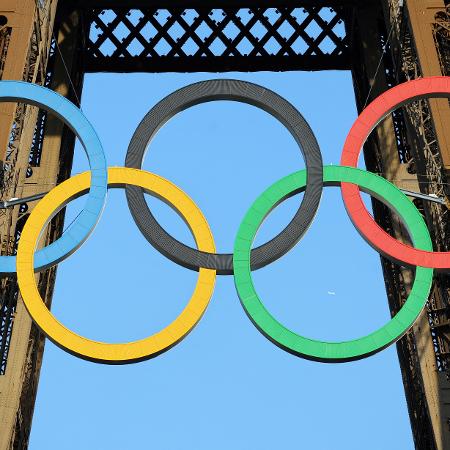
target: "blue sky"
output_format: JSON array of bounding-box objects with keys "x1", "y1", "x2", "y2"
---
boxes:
[{"x1": 28, "y1": 70, "x2": 413, "y2": 449}]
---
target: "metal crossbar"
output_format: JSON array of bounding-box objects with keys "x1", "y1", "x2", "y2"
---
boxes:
[{"x1": 82, "y1": 6, "x2": 351, "y2": 72}]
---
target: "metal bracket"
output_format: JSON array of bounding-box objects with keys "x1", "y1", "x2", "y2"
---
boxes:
[
  {"x1": 0, "y1": 192, "x2": 47, "y2": 209},
  {"x1": 399, "y1": 188, "x2": 448, "y2": 207}
]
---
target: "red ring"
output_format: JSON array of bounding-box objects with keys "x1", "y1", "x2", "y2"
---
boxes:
[{"x1": 340, "y1": 76, "x2": 450, "y2": 269}]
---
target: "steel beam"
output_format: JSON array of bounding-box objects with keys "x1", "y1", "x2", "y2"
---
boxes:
[
  {"x1": 405, "y1": 0, "x2": 450, "y2": 171},
  {"x1": 73, "y1": 0, "x2": 363, "y2": 8},
  {"x1": 0, "y1": 2, "x2": 84, "y2": 449},
  {"x1": 82, "y1": 5, "x2": 352, "y2": 73},
  {"x1": 84, "y1": 54, "x2": 351, "y2": 73},
  {"x1": 350, "y1": 2, "x2": 442, "y2": 449},
  {"x1": 378, "y1": 1, "x2": 450, "y2": 449},
  {"x1": 0, "y1": 2, "x2": 57, "y2": 449}
]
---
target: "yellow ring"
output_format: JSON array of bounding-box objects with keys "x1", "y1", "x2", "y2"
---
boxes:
[{"x1": 16, "y1": 167, "x2": 216, "y2": 364}]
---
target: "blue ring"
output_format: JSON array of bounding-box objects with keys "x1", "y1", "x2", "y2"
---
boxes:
[{"x1": 0, "y1": 81, "x2": 107, "y2": 273}]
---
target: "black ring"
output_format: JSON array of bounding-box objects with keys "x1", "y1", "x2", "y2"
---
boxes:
[{"x1": 125, "y1": 79, "x2": 323, "y2": 275}]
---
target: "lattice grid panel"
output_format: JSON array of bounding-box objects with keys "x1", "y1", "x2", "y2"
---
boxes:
[{"x1": 84, "y1": 7, "x2": 350, "y2": 72}]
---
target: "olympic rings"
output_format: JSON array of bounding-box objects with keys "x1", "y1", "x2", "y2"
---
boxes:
[
  {"x1": 233, "y1": 166, "x2": 434, "y2": 362},
  {"x1": 6, "y1": 77, "x2": 450, "y2": 364},
  {"x1": 125, "y1": 79, "x2": 323, "y2": 275},
  {"x1": 0, "y1": 81, "x2": 107, "y2": 273},
  {"x1": 16, "y1": 167, "x2": 216, "y2": 364},
  {"x1": 340, "y1": 76, "x2": 450, "y2": 269}
]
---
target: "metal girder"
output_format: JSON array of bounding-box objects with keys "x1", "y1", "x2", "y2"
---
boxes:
[
  {"x1": 356, "y1": 1, "x2": 450, "y2": 449},
  {"x1": 73, "y1": 0, "x2": 363, "y2": 8},
  {"x1": 85, "y1": 54, "x2": 350, "y2": 73},
  {"x1": 0, "y1": 2, "x2": 85, "y2": 449},
  {"x1": 81, "y1": 5, "x2": 352, "y2": 72}
]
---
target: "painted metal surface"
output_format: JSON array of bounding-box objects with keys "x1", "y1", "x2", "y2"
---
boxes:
[
  {"x1": 340, "y1": 76, "x2": 450, "y2": 269},
  {"x1": 233, "y1": 166, "x2": 433, "y2": 362},
  {"x1": 0, "y1": 81, "x2": 108, "y2": 273},
  {"x1": 16, "y1": 167, "x2": 216, "y2": 363},
  {"x1": 125, "y1": 79, "x2": 323, "y2": 274},
  {"x1": 8, "y1": 77, "x2": 448, "y2": 365}
]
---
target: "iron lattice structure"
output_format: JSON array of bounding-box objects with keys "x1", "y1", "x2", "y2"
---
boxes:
[
  {"x1": 0, "y1": 1, "x2": 356, "y2": 377},
  {"x1": 0, "y1": 15, "x2": 55, "y2": 376},
  {"x1": 0, "y1": 1, "x2": 449, "y2": 449},
  {"x1": 83, "y1": 4, "x2": 351, "y2": 72}
]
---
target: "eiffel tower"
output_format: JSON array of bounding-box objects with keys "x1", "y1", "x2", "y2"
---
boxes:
[{"x1": 0, "y1": 1, "x2": 449, "y2": 448}]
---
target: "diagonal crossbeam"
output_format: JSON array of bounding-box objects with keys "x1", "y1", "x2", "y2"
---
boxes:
[{"x1": 83, "y1": 6, "x2": 351, "y2": 72}]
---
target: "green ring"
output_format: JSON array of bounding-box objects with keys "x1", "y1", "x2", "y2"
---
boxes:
[{"x1": 233, "y1": 165, "x2": 434, "y2": 362}]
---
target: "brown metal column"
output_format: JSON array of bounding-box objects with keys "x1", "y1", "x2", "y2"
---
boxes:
[
  {"x1": 351, "y1": 1, "x2": 450, "y2": 449},
  {"x1": 405, "y1": 0, "x2": 450, "y2": 170},
  {"x1": 0, "y1": 3, "x2": 84, "y2": 449},
  {"x1": 385, "y1": 1, "x2": 450, "y2": 449},
  {"x1": 350, "y1": 2, "x2": 440, "y2": 449},
  {"x1": 0, "y1": 2, "x2": 58, "y2": 448}
]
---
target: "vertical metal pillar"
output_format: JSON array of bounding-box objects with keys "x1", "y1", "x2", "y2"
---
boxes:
[
  {"x1": 387, "y1": 1, "x2": 450, "y2": 449},
  {"x1": 0, "y1": 2, "x2": 84, "y2": 449},
  {"x1": 0, "y1": 2, "x2": 57, "y2": 448},
  {"x1": 405, "y1": 0, "x2": 450, "y2": 169},
  {"x1": 349, "y1": 3, "x2": 438, "y2": 448},
  {"x1": 352, "y1": 1, "x2": 450, "y2": 449}
]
